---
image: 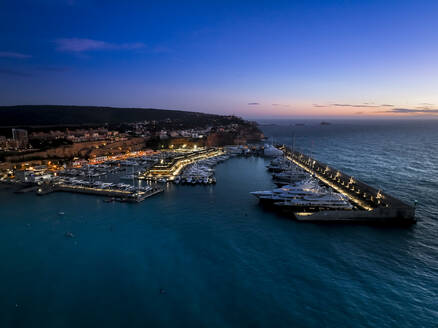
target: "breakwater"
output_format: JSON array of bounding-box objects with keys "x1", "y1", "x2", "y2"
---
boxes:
[{"x1": 280, "y1": 145, "x2": 416, "y2": 224}]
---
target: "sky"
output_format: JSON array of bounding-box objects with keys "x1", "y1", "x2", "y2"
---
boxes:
[{"x1": 1, "y1": 0, "x2": 438, "y2": 119}]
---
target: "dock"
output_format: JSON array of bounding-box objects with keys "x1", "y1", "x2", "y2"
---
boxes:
[
  {"x1": 141, "y1": 148, "x2": 224, "y2": 180},
  {"x1": 36, "y1": 184, "x2": 164, "y2": 203},
  {"x1": 279, "y1": 145, "x2": 416, "y2": 224}
]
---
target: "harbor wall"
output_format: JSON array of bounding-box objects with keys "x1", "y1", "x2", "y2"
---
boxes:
[
  {"x1": 295, "y1": 207, "x2": 415, "y2": 224},
  {"x1": 281, "y1": 146, "x2": 416, "y2": 223}
]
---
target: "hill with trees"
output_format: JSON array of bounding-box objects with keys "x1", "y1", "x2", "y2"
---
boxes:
[{"x1": 0, "y1": 105, "x2": 240, "y2": 128}]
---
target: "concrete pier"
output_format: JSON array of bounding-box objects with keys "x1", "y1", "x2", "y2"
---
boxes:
[
  {"x1": 279, "y1": 145, "x2": 416, "y2": 224},
  {"x1": 36, "y1": 184, "x2": 163, "y2": 202}
]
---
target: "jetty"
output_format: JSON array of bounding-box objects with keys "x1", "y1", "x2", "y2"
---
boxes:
[
  {"x1": 279, "y1": 145, "x2": 416, "y2": 224},
  {"x1": 36, "y1": 183, "x2": 163, "y2": 203}
]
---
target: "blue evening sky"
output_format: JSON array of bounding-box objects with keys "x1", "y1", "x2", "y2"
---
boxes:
[{"x1": 1, "y1": 0, "x2": 438, "y2": 118}]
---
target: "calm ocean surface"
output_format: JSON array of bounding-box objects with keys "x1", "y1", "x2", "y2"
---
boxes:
[{"x1": 1, "y1": 119, "x2": 437, "y2": 327}]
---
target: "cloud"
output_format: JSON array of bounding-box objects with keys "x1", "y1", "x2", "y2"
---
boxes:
[
  {"x1": 248, "y1": 102, "x2": 260, "y2": 105},
  {"x1": 333, "y1": 103, "x2": 381, "y2": 108},
  {"x1": 0, "y1": 51, "x2": 32, "y2": 59},
  {"x1": 55, "y1": 38, "x2": 146, "y2": 52},
  {"x1": 0, "y1": 68, "x2": 32, "y2": 77},
  {"x1": 55, "y1": 38, "x2": 112, "y2": 52},
  {"x1": 415, "y1": 103, "x2": 436, "y2": 110},
  {"x1": 313, "y1": 103, "x2": 394, "y2": 109},
  {"x1": 332, "y1": 103, "x2": 394, "y2": 108},
  {"x1": 272, "y1": 103, "x2": 290, "y2": 107},
  {"x1": 387, "y1": 108, "x2": 438, "y2": 114}
]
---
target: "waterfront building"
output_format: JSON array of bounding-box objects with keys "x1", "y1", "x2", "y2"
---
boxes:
[
  {"x1": 144, "y1": 149, "x2": 222, "y2": 179},
  {"x1": 0, "y1": 135, "x2": 7, "y2": 149},
  {"x1": 12, "y1": 128, "x2": 28, "y2": 149}
]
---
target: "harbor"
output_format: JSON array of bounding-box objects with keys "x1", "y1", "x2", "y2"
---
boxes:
[
  {"x1": 2, "y1": 143, "x2": 418, "y2": 223},
  {"x1": 250, "y1": 145, "x2": 416, "y2": 224},
  {"x1": 5, "y1": 147, "x2": 237, "y2": 202}
]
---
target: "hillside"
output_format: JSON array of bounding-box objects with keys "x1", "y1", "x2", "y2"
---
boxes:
[{"x1": 0, "y1": 105, "x2": 236, "y2": 127}]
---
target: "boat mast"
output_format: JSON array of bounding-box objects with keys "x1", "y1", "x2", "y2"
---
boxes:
[
  {"x1": 290, "y1": 132, "x2": 294, "y2": 185},
  {"x1": 132, "y1": 165, "x2": 137, "y2": 190},
  {"x1": 292, "y1": 133, "x2": 295, "y2": 159}
]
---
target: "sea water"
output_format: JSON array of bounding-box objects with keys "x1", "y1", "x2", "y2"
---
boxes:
[{"x1": 0, "y1": 119, "x2": 437, "y2": 327}]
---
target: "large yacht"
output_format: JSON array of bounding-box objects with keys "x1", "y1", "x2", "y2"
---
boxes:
[
  {"x1": 263, "y1": 144, "x2": 283, "y2": 157},
  {"x1": 250, "y1": 179, "x2": 325, "y2": 205},
  {"x1": 272, "y1": 169, "x2": 309, "y2": 185},
  {"x1": 250, "y1": 178, "x2": 353, "y2": 211},
  {"x1": 274, "y1": 193, "x2": 353, "y2": 212},
  {"x1": 266, "y1": 157, "x2": 293, "y2": 172}
]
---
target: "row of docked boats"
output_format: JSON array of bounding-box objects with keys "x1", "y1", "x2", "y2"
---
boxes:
[
  {"x1": 267, "y1": 156, "x2": 310, "y2": 186},
  {"x1": 174, "y1": 154, "x2": 229, "y2": 185},
  {"x1": 251, "y1": 178, "x2": 353, "y2": 211},
  {"x1": 250, "y1": 156, "x2": 353, "y2": 213},
  {"x1": 60, "y1": 164, "x2": 122, "y2": 178},
  {"x1": 174, "y1": 175, "x2": 216, "y2": 185},
  {"x1": 57, "y1": 177, "x2": 153, "y2": 192}
]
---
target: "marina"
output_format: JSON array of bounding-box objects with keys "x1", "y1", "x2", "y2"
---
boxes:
[
  {"x1": 7, "y1": 148, "x2": 234, "y2": 201},
  {"x1": 3, "y1": 143, "x2": 418, "y2": 223}
]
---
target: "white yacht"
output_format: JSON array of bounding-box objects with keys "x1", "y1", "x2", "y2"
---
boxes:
[
  {"x1": 251, "y1": 178, "x2": 353, "y2": 211},
  {"x1": 250, "y1": 179, "x2": 325, "y2": 204},
  {"x1": 266, "y1": 157, "x2": 291, "y2": 172},
  {"x1": 274, "y1": 193, "x2": 353, "y2": 211},
  {"x1": 263, "y1": 144, "x2": 283, "y2": 157},
  {"x1": 272, "y1": 169, "x2": 309, "y2": 185}
]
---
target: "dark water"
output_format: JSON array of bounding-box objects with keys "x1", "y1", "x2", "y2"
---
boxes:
[{"x1": 1, "y1": 120, "x2": 437, "y2": 327}]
